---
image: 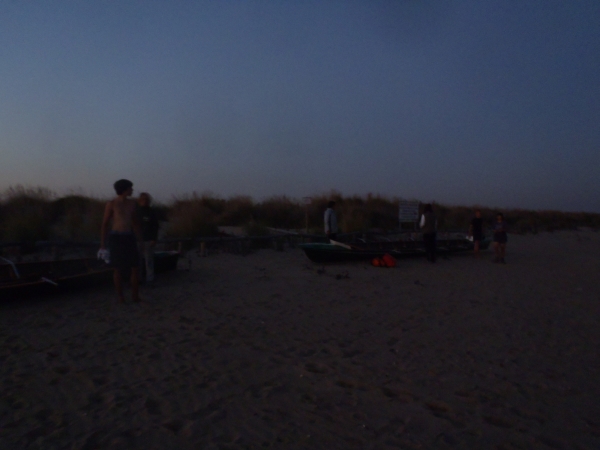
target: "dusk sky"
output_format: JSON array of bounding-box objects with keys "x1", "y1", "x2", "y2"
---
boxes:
[{"x1": 1, "y1": 1, "x2": 599, "y2": 212}]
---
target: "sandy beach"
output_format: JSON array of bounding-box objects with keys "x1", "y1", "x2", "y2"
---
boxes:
[{"x1": 1, "y1": 231, "x2": 599, "y2": 449}]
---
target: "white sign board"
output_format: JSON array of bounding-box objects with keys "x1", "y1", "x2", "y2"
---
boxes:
[{"x1": 398, "y1": 201, "x2": 420, "y2": 223}]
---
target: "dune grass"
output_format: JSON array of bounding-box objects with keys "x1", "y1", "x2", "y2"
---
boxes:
[{"x1": 1, "y1": 185, "x2": 598, "y2": 244}]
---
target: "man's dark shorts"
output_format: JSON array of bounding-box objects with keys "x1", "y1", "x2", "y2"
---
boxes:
[
  {"x1": 109, "y1": 232, "x2": 139, "y2": 270},
  {"x1": 494, "y1": 232, "x2": 508, "y2": 244},
  {"x1": 472, "y1": 232, "x2": 483, "y2": 242}
]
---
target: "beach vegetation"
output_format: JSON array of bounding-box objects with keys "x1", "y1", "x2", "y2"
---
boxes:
[
  {"x1": 50, "y1": 195, "x2": 106, "y2": 241},
  {"x1": 0, "y1": 186, "x2": 55, "y2": 243},
  {"x1": 1, "y1": 186, "x2": 599, "y2": 245},
  {"x1": 166, "y1": 194, "x2": 220, "y2": 238}
]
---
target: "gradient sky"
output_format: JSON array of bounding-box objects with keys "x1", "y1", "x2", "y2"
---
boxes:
[{"x1": 1, "y1": 1, "x2": 599, "y2": 211}]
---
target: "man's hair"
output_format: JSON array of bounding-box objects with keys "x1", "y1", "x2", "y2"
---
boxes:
[
  {"x1": 328, "y1": 201, "x2": 336, "y2": 208},
  {"x1": 139, "y1": 192, "x2": 152, "y2": 204},
  {"x1": 113, "y1": 179, "x2": 133, "y2": 195},
  {"x1": 496, "y1": 212, "x2": 504, "y2": 219},
  {"x1": 423, "y1": 204, "x2": 433, "y2": 213}
]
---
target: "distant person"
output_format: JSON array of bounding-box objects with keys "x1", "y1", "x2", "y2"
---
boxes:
[
  {"x1": 493, "y1": 212, "x2": 508, "y2": 263},
  {"x1": 420, "y1": 203, "x2": 437, "y2": 263},
  {"x1": 138, "y1": 192, "x2": 159, "y2": 283},
  {"x1": 492, "y1": 213, "x2": 508, "y2": 264},
  {"x1": 469, "y1": 209, "x2": 484, "y2": 257},
  {"x1": 324, "y1": 200, "x2": 338, "y2": 241},
  {"x1": 100, "y1": 179, "x2": 142, "y2": 303}
]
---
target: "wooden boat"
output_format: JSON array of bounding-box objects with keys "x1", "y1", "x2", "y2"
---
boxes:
[
  {"x1": 0, "y1": 251, "x2": 180, "y2": 299},
  {"x1": 299, "y1": 233, "x2": 490, "y2": 263},
  {"x1": 298, "y1": 243, "x2": 395, "y2": 263}
]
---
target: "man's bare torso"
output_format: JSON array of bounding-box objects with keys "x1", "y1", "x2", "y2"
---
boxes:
[{"x1": 109, "y1": 197, "x2": 137, "y2": 232}]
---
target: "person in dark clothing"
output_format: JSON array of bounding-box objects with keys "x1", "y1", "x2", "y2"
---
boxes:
[
  {"x1": 420, "y1": 204, "x2": 437, "y2": 263},
  {"x1": 138, "y1": 192, "x2": 160, "y2": 282},
  {"x1": 493, "y1": 212, "x2": 508, "y2": 264},
  {"x1": 469, "y1": 209, "x2": 484, "y2": 258}
]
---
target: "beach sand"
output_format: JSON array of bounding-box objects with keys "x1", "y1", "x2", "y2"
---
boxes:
[{"x1": 1, "y1": 231, "x2": 599, "y2": 449}]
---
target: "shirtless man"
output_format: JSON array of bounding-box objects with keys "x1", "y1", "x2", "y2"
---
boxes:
[{"x1": 100, "y1": 179, "x2": 142, "y2": 303}]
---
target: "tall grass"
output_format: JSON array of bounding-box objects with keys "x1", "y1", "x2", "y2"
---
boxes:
[
  {"x1": 166, "y1": 193, "x2": 220, "y2": 238},
  {"x1": 0, "y1": 186, "x2": 55, "y2": 242},
  {"x1": 50, "y1": 195, "x2": 106, "y2": 241},
  {"x1": 1, "y1": 185, "x2": 599, "y2": 242}
]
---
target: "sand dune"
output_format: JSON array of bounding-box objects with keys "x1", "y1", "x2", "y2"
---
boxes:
[{"x1": 1, "y1": 231, "x2": 599, "y2": 449}]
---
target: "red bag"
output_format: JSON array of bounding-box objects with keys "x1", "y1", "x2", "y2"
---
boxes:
[
  {"x1": 372, "y1": 254, "x2": 396, "y2": 268},
  {"x1": 382, "y1": 253, "x2": 396, "y2": 268}
]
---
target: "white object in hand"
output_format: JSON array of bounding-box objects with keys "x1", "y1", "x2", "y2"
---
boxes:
[{"x1": 97, "y1": 249, "x2": 110, "y2": 263}]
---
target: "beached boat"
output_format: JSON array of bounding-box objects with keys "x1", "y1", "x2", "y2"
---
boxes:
[
  {"x1": 0, "y1": 251, "x2": 180, "y2": 299},
  {"x1": 298, "y1": 243, "x2": 396, "y2": 263},
  {"x1": 299, "y1": 234, "x2": 490, "y2": 263}
]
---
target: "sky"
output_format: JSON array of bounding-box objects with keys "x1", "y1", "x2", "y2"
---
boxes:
[{"x1": 1, "y1": 1, "x2": 599, "y2": 212}]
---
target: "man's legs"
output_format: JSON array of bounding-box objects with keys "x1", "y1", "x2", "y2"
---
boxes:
[
  {"x1": 113, "y1": 269, "x2": 125, "y2": 303},
  {"x1": 144, "y1": 242, "x2": 155, "y2": 282},
  {"x1": 474, "y1": 239, "x2": 480, "y2": 257},
  {"x1": 113, "y1": 268, "x2": 140, "y2": 303},
  {"x1": 424, "y1": 233, "x2": 436, "y2": 262},
  {"x1": 131, "y1": 268, "x2": 141, "y2": 302}
]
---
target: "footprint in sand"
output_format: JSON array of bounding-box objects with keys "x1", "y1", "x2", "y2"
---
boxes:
[
  {"x1": 53, "y1": 366, "x2": 70, "y2": 375},
  {"x1": 342, "y1": 349, "x2": 362, "y2": 358},
  {"x1": 304, "y1": 362, "x2": 328, "y2": 374},
  {"x1": 144, "y1": 398, "x2": 162, "y2": 415},
  {"x1": 162, "y1": 419, "x2": 186, "y2": 434}
]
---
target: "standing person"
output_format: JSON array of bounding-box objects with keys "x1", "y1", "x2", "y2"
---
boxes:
[
  {"x1": 138, "y1": 192, "x2": 159, "y2": 283},
  {"x1": 493, "y1": 212, "x2": 508, "y2": 263},
  {"x1": 420, "y1": 204, "x2": 437, "y2": 263},
  {"x1": 469, "y1": 209, "x2": 484, "y2": 258},
  {"x1": 324, "y1": 200, "x2": 338, "y2": 242},
  {"x1": 100, "y1": 179, "x2": 142, "y2": 303}
]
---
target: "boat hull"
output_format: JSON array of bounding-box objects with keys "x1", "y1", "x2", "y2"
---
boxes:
[
  {"x1": 299, "y1": 238, "x2": 489, "y2": 263},
  {"x1": 299, "y1": 244, "x2": 392, "y2": 263},
  {"x1": 1, "y1": 251, "x2": 180, "y2": 299}
]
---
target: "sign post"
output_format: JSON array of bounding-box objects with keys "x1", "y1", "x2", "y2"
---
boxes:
[{"x1": 398, "y1": 200, "x2": 420, "y2": 231}]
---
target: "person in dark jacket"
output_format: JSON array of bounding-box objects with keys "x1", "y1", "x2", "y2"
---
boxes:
[
  {"x1": 138, "y1": 192, "x2": 159, "y2": 282},
  {"x1": 420, "y1": 204, "x2": 437, "y2": 263},
  {"x1": 469, "y1": 209, "x2": 484, "y2": 258},
  {"x1": 493, "y1": 212, "x2": 508, "y2": 264}
]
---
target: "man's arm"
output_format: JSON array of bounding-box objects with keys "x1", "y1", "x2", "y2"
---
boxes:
[{"x1": 100, "y1": 202, "x2": 113, "y2": 248}]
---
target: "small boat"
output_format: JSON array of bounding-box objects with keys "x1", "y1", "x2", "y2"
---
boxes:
[
  {"x1": 298, "y1": 243, "x2": 394, "y2": 263},
  {"x1": 299, "y1": 234, "x2": 490, "y2": 263},
  {"x1": 0, "y1": 251, "x2": 180, "y2": 299}
]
